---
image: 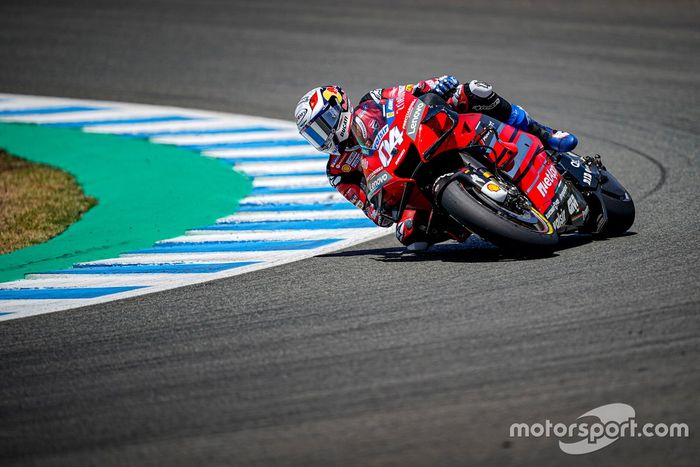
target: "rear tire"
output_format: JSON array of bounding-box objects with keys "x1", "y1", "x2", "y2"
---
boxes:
[{"x1": 440, "y1": 179, "x2": 559, "y2": 255}]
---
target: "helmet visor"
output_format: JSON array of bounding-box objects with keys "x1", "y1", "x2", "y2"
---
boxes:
[{"x1": 300, "y1": 102, "x2": 342, "y2": 152}]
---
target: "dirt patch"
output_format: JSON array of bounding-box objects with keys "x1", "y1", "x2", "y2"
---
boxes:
[{"x1": 0, "y1": 149, "x2": 97, "y2": 255}]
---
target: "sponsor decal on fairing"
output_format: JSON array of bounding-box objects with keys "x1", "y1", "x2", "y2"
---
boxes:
[
  {"x1": 536, "y1": 163, "x2": 560, "y2": 197},
  {"x1": 367, "y1": 170, "x2": 392, "y2": 197},
  {"x1": 405, "y1": 100, "x2": 426, "y2": 141}
]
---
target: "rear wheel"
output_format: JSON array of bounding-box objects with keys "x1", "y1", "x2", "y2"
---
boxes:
[{"x1": 440, "y1": 179, "x2": 559, "y2": 254}]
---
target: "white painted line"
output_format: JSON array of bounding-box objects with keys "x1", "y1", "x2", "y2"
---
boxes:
[
  {"x1": 84, "y1": 250, "x2": 303, "y2": 265},
  {"x1": 0, "y1": 93, "x2": 297, "y2": 129},
  {"x1": 203, "y1": 145, "x2": 316, "y2": 158},
  {"x1": 0, "y1": 299, "x2": 110, "y2": 315},
  {"x1": 235, "y1": 160, "x2": 326, "y2": 175},
  {"x1": 252, "y1": 175, "x2": 329, "y2": 188},
  {"x1": 83, "y1": 119, "x2": 265, "y2": 134},
  {"x1": 173, "y1": 228, "x2": 372, "y2": 241},
  {"x1": 240, "y1": 191, "x2": 345, "y2": 205},
  {"x1": 151, "y1": 130, "x2": 304, "y2": 145},
  {"x1": 17, "y1": 274, "x2": 203, "y2": 286},
  {"x1": 0, "y1": 109, "x2": 177, "y2": 124},
  {"x1": 0, "y1": 96, "x2": 106, "y2": 111},
  {"x1": 216, "y1": 209, "x2": 363, "y2": 223}
]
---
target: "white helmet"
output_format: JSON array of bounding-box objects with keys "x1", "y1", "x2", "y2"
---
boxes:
[{"x1": 295, "y1": 85, "x2": 352, "y2": 155}]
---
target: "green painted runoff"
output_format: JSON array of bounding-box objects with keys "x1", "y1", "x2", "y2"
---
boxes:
[{"x1": 0, "y1": 122, "x2": 251, "y2": 282}]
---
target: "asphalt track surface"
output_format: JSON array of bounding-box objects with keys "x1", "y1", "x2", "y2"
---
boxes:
[{"x1": 1, "y1": 0, "x2": 699, "y2": 465}]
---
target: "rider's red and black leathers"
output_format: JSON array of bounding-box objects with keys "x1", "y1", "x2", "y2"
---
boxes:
[{"x1": 326, "y1": 77, "x2": 515, "y2": 246}]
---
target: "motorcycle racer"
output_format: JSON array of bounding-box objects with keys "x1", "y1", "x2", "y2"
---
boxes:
[{"x1": 294, "y1": 76, "x2": 578, "y2": 250}]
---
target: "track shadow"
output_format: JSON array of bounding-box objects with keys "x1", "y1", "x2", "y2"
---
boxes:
[
  {"x1": 321, "y1": 234, "x2": 573, "y2": 264},
  {"x1": 321, "y1": 233, "x2": 602, "y2": 264},
  {"x1": 556, "y1": 233, "x2": 596, "y2": 250},
  {"x1": 322, "y1": 242, "x2": 533, "y2": 263},
  {"x1": 592, "y1": 231, "x2": 638, "y2": 240}
]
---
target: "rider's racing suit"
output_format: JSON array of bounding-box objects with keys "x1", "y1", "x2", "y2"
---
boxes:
[{"x1": 326, "y1": 77, "x2": 520, "y2": 247}]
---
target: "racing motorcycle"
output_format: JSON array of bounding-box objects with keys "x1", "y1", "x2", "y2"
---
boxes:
[{"x1": 356, "y1": 91, "x2": 635, "y2": 253}]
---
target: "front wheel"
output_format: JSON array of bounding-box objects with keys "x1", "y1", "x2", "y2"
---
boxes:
[
  {"x1": 440, "y1": 179, "x2": 559, "y2": 254},
  {"x1": 598, "y1": 170, "x2": 635, "y2": 236},
  {"x1": 580, "y1": 170, "x2": 636, "y2": 237}
]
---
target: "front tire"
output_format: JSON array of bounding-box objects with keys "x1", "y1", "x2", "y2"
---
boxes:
[
  {"x1": 440, "y1": 179, "x2": 559, "y2": 254},
  {"x1": 599, "y1": 170, "x2": 635, "y2": 236},
  {"x1": 582, "y1": 170, "x2": 635, "y2": 237}
]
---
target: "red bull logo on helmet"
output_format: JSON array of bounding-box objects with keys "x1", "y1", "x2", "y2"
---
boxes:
[{"x1": 322, "y1": 86, "x2": 346, "y2": 109}]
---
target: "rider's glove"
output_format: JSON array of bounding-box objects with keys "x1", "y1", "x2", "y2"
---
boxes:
[{"x1": 433, "y1": 75, "x2": 460, "y2": 99}]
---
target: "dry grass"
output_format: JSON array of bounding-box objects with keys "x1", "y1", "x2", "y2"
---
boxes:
[{"x1": 0, "y1": 150, "x2": 97, "y2": 254}]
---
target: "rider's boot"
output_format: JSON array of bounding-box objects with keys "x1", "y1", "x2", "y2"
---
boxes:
[{"x1": 507, "y1": 104, "x2": 578, "y2": 152}]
